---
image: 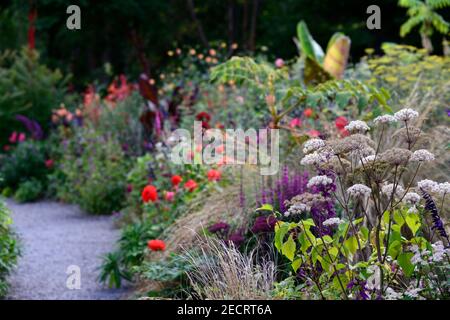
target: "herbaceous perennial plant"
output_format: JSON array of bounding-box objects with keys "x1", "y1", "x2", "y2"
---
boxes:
[{"x1": 271, "y1": 108, "x2": 449, "y2": 300}]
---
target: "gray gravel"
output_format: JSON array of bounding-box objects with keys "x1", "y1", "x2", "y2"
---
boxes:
[{"x1": 5, "y1": 199, "x2": 131, "y2": 300}]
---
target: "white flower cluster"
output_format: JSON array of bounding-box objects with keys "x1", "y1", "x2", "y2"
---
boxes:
[
  {"x1": 430, "y1": 241, "x2": 449, "y2": 263},
  {"x1": 359, "y1": 155, "x2": 376, "y2": 165},
  {"x1": 323, "y1": 217, "x2": 344, "y2": 227},
  {"x1": 381, "y1": 183, "x2": 405, "y2": 198},
  {"x1": 394, "y1": 108, "x2": 419, "y2": 122},
  {"x1": 373, "y1": 114, "x2": 397, "y2": 124},
  {"x1": 385, "y1": 287, "x2": 402, "y2": 300},
  {"x1": 410, "y1": 149, "x2": 435, "y2": 162},
  {"x1": 303, "y1": 138, "x2": 325, "y2": 154},
  {"x1": 435, "y1": 182, "x2": 450, "y2": 196},
  {"x1": 347, "y1": 184, "x2": 372, "y2": 198},
  {"x1": 307, "y1": 175, "x2": 333, "y2": 188},
  {"x1": 300, "y1": 151, "x2": 329, "y2": 166},
  {"x1": 410, "y1": 245, "x2": 430, "y2": 266},
  {"x1": 284, "y1": 203, "x2": 310, "y2": 217},
  {"x1": 404, "y1": 287, "x2": 422, "y2": 299},
  {"x1": 417, "y1": 179, "x2": 438, "y2": 192},
  {"x1": 344, "y1": 120, "x2": 370, "y2": 133},
  {"x1": 403, "y1": 192, "x2": 420, "y2": 205}
]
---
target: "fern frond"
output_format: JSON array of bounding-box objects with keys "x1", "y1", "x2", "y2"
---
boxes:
[
  {"x1": 210, "y1": 57, "x2": 286, "y2": 89},
  {"x1": 400, "y1": 16, "x2": 424, "y2": 36},
  {"x1": 426, "y1": 0, "x2": 450, "y2": 9}
]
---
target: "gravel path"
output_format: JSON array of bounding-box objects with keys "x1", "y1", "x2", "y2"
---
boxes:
[{"x1": 5, "y1": 199, "x2": 131, "y2": 300}]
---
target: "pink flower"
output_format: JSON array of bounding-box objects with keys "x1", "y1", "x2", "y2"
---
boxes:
[
  {"x1": 275, "y1": 58, "x2": 284, "y2": 68},
  {"x1": 18, "y1": 133, "x2": 26, "y2": 142},
  {"x1": 307, "y1": 130, "x2": 321, "y2": 138},
  {"x1": 9, "y1": 131, "x2": 17, "y2": 143},
  {"x1": 165, "y1": 191, "x2": 175, "y2": 202},
  {"x1": 289, "y1": 118, "x2": 302, "y2": 128},
  {"x1": 207, "y1": 169, "x2": 221, "y2": 181},
  {"x1": 45, "y1": 159, "x2": 54, "y2": 169}
]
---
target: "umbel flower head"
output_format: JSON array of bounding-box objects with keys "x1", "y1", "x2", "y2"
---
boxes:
[
  {"x1": 380, "y1": 148, "x2": 412, "y2": 165},
  {"x1": 381, "y1": 183, "x2": 405, "y2": 198},
  {"x1": 373, "y1": 114, "x2": 397, "y2": 125},
  {"x1": 347, "y1": 184, "x2": 371, "y2": 198},
  {"x1": 345, "y1": 120, "x2": 370, "y2": 133},
  {"x1": 410, "y1": 149, "x2": 435, "y2": 162},
  {"x1": 303, "y1": 138, "x2": 326, "y2": 154},
  {"x1": 394, "y1": 108, "x2": 419, "y2": 122},
  {"x1": 307, "y1": 175, "x2": 333, "y2": 188},
  {"x1": 403, "y1": 192, "x2": 420, "y2": 206},
  {"x1": 417, "y1": 179, "x2": 438, "y2": 193}
]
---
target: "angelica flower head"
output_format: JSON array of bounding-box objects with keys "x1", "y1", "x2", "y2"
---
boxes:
[
  {"x1": 344, "y1": 120, "x2": 370, "y2": 133},
  {"x1": 373, "y1": 114, "x2": 397, "y2": 125},
  {"x1": 303, "y1": 138, "x2": 326, "y2": 154},
  {"x1": 417, "y1": 179, "x2": 438, "y2": 193},
  {"x1": 307, "y1": 175, "x2": 333, "y2": 188},
  {"x1": 347, "y1": 184, "x2": 372, "y2": 198},
  {"x1": 403, "y1": 192, "x2": 420, "y2": 206},
  {"x1": 434, "y1": 182, "x2": 450, "y2": 196},
  {"x1": 410, "y1": 149, "x2": 435, "y2": 162},
  {"x1": 300, "y1": 151, "x2": 330, "y2": 166},
  {"x1": 394, "y1": 108, "x2": 419, "y2": 122},
  {"x1": 323, "y1": 217, "x2": 344, "y2": 227},
  {"x1": 381, "y1": 183, "x2": 405, "y2": 198}
]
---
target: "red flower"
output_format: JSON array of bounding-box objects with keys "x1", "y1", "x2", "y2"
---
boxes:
[
  {"x1": 45, "y1": 159, "x2": 54, "y2": 169},
  {"x1": 303, "y1": 108, "x2": 313, "y2": 118},
  {"x1": 335, "y1": 116, "x2": 348, "y2": 130},
  {"x1": 147, "y1": 239, "x2": 166, "y2": 251},
  {"x1": 171, "y1": 175, "x2": 183, "y2": 186},
  {"x1": 142, "y1": 185, "x2": 158, "y2": 202},
  {"x1": 184, "y1": 179, "x2": 198, "y2": 192},
  {"x1": 195, "y1": 111, "x2": 211, "y2": 122},
  {"x1": 207, "y1": 169, "x2": 221, "y2": 181}
]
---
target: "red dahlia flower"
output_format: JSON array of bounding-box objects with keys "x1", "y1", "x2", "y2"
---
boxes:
[
  {"x1": 207, "y1": 169, "x2": 221, "y2": 181},
  {"x1": 171, "y1": 175, "x2": 182, "y2": 186},
  {"x1": 184, "y1": 179, "x2": 198, "y2": 192},
  {"x1": 147, "y1": 239, "x2": 166, "y2": 251},
  {"x1": 142, "y1": 185, "x2": 158, "y2": 202}
]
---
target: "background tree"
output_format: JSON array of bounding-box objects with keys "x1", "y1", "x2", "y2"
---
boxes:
[{"x1": 399, "y1": 0, "x2": 450, "y2": 53}]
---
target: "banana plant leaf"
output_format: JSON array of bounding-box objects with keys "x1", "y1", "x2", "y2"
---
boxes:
[
  {"x1": 296, "y1": 21, "x2": 324, "y2": 63},
  {"x1": 323, "y1": 34, "x2": 351, "y2": 79}
]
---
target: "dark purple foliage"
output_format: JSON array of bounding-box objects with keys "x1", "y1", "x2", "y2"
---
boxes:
[
  {"x1": 258, "y1": 166, "x2": 309, "y2": 212},
  {"x1": 15, "y1": 115, "x2": 43, "y2": 140},
  {"x1": 420, "y1": 188, "x2": 450, "y2": 244},
  {"x1": 251, "y1": 215, "x2": 277, "y2": 233},
  {"x1": 208, "y1": 222, "x2": 230, "y2": 234},
  {"x1": 228, "y1": 231, "x2": 245, "y2": 247}
]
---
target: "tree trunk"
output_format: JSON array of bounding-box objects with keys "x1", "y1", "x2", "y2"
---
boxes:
[
  {"x1": 186, "y1": 0, "x2": 209, "y2": 48},
  {"x1": 227, "y1": 0, "x2": 235, "y2": 48},
  {"x1": 421, "y1": 32, "x2": 433, "y2": 53},
  {"x1": 242, "y1": 0, "x2": 249, "y2": 50},
  {"x1": 248, "y1": 0, "x2": 260, "y2": 52}
]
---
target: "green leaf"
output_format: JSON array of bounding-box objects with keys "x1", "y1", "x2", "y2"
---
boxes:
[
  {"x1": 405, "y1": 212, "x2": 421, "y2": 236},
  {"x1": 388, "y1": 240, "x2": 402, "y2": 258},
  {"x1": 296, "y1": 20, "x2": 324, "y2": 62},
  {"x1": 282, "y1": 234, "x2": 296, "y2": 261},
  {"x1": 274, "y1": 222, "x2": 289, "y2": 252},
  {"x1": 292, "y1": 258, "x2": 302, "y2": 272},
  {"x1": 256, "y1": 204, "x2": 274, "y2": 212},
  {"x1": 344, "y1": 236, "x2": 358, "y2": 255},
  {"x1": 397, "y1": 252, "x2": 415, "y2": 277}
]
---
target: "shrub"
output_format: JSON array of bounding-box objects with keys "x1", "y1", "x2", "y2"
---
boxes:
[
  {"x1": 0, "y1": 140, "x2": 49, "y2": 192},
  {"x1": 0, "y1": 199, "x2": 20, "y2": 298},
  {"x1": 14, "y1": 179, "x2": 43, "y2": 203},
  {"x1": 59, "y1": 128, "x2": 130, "y2": 214},
  {"x1": 0, "y1": 48, "x2": 72, "y2": 143}
]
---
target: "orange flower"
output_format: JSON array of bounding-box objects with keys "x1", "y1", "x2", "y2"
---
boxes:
[
  {"x1": 141, "y1": 185, "x2": 158, "y2": 202},
  {"x1": 303, "y1": 108, "x2": 313, "y2": 118},
  {"x1": 184, "y1": 179, "x2": 198, "y2": 192},
  {"x1": 147, "y1": 239, "x2": 166, "y2": 251}
]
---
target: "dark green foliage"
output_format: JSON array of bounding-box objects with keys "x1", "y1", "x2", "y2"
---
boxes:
[
  {"x1": 0, "y1": 199, "x2": 20, "y2": 298},
  {"x1": 0, "y1": 141, "x2": 48, "y2": 191}
]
